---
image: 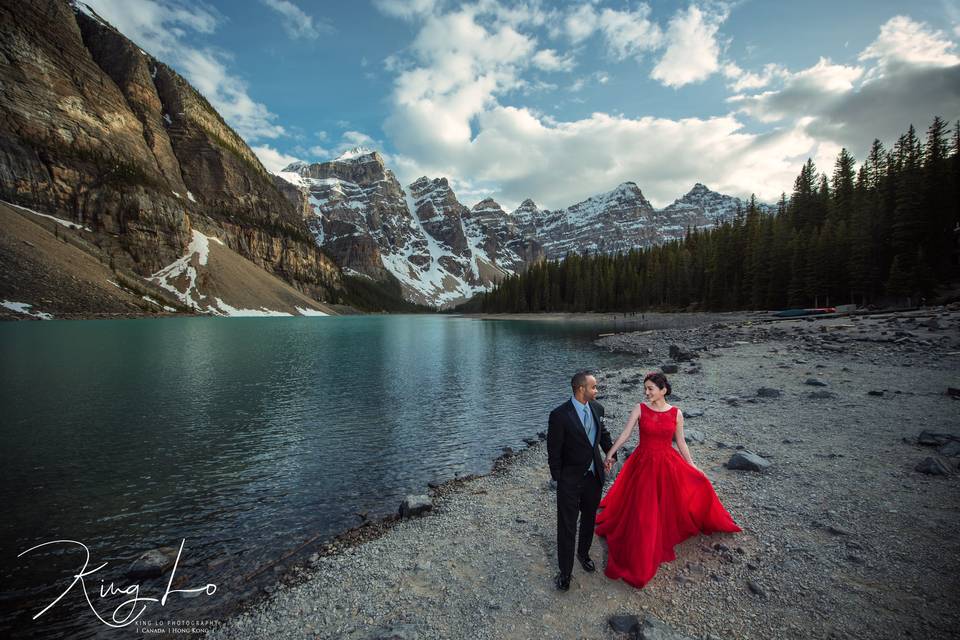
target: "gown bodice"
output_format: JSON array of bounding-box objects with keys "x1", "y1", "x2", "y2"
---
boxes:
[{"x1": 637, "y1": 403, "x2": 678, "y2": 451}]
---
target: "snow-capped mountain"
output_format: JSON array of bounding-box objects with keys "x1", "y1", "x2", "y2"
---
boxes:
[
  {"x1": 661, "y1": 183, "x2": 775, "y2": 228},
  {"x1": 276, "y1": 151, "x2": 771, "y2": 307},
  {"x1": 520, "y1": 182, "x2": 659, "y2": 260},
  {"x1": 277, "y1": 151, "x2": 520, "y2": 307}
]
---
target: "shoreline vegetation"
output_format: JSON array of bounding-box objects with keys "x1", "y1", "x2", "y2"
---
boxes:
[{"x1": 205, "y1": 305, "x2": 960, "y2": 640}]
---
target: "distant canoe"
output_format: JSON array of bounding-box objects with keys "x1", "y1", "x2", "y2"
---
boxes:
[{"x1": 772, "y1": 307, "x2": 837, "y2": 317}]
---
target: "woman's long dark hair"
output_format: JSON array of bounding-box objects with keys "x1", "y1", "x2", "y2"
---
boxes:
[{"x1": 643, "y1": 371, "x2": 672, "y2": 397}]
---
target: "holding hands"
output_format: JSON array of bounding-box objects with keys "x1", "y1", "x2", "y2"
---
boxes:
[{"x1": 603, "y1": 454, "x2": 615, "y2": 473}]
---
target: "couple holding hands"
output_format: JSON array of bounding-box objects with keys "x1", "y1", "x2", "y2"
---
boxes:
[{"x1": 547, "y1": 370, "x2": 741, "y2": 591}]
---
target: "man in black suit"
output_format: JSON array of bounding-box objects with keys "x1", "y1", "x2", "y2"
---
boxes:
[{"x1": 547, "y1": 370, "x2": 616, "y2": 591}]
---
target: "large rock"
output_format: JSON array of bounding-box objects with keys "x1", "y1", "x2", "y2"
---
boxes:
[
  {"x1": 917, "y1": 431, "x2": 958, "y2": 447},
  {"x1": 915, "y1": 457, "x2": 951, "y2": 476},
  {"x1": 398, "y1": 495, "x2": 433, "y2": 518},
  {"x1": 636, "y1": 614, "x2": 696, "y2": 640},
  {"x1": 726, "y1": 451, "x2": 771, "y2": 472},
  {"x1": 127, "y1": 546, "x2": 179, "y2": 580}
]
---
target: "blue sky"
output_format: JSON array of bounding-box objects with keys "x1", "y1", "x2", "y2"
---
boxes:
[{"x1": 82, "y1": 0, "x2": 960, "y2": 210}]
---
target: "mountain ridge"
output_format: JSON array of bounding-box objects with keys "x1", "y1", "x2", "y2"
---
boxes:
[{"x1": 277, "y1": 153, "x2": 772, "y2": 306}]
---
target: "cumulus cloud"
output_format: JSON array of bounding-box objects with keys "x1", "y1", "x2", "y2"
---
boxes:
[
  {"x1": 562, "y1": 3, "x2": 663, "y2": 61},
  {"x1": 84, "y1": 0, "x2": 287, "y2": 141},
  {"x1": 858, "y1": 14, "x2": 960, "y2": 79},
  {"x1": 563, "y1": 3, "x2": 599, "y2": 43},
  {"x1": 722, "y1": 62, "x2": 788, "y2": 92},
  {"x1": 532, "y1": 48, "x2": 576, "y2": 72},
  {"x1": 252, "y1": 144, "x2": 302, "y2": 173},
  {"x1": 178, "y1": 48, "x2": 286, "y2": 139},
  {"x1": 261, "y1": 0, "x2": 332, "y2": 40},
  {"x1": 597, "y1": 4, "x2": 663, "y2": 61},
  {"x1": 651, "y1": 5, "x2": 728, "y2": 88},
  {"x1": 728, "y1": 15, "x2": 960, "y2": 168},
  {"x1": 729, "y1": 57, "x2": 864, "y2": 123},
  {"x1": 377, "y1": 7, "x2": 960, "y2": 213},
  {"x1": 384, "y1": 5, "x2": 535, "y2": 161},
  {"x1": 378, "y1": 2, "x2": 808, "y2": 209}
]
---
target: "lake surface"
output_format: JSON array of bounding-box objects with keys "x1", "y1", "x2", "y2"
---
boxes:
[{"x1": 0, "y1": 314, "x2": 635, "y2": 639}]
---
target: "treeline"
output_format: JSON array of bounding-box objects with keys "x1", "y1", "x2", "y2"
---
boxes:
[{"x1": 470, "y1": 117, "x2": 959, "y2": 313}]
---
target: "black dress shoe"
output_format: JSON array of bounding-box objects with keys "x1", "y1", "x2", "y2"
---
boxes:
[
  {"x1": 554, "y1": 572, "x2": 571, "y2": 591},
  {"x1": 577, "y1": 554, "x2": 596, "y2": 572}
]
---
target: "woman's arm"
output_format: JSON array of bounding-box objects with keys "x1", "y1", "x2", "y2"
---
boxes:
[
  {"x1": 604, "y1": 404, "x2": 641, "y2": 464},
  {"x1": 673, "y1": 410, "x2": 702, "y2": 472}
]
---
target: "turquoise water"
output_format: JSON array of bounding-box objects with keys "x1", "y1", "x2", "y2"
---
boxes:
[{"x1": 0, "y1": 314, "x2": 634, "y2": 638}]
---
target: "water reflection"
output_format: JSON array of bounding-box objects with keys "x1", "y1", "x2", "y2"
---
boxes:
[{"x1": 0, "y1": 314, "x2": 634, "y2": 638}]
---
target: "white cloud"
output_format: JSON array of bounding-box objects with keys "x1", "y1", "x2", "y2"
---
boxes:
[
  {"x1": 726, "y1": 15, "x2": 960, "y2": 172},
  {"x1": 597, "y1": 4, "x2": 663, "y2": 61},
  {"x1": 81, "y1": 0, "x2": 217, "y2": 58},
  {"x1": 252, "y1": 144, "x2": 302, "y2": 173},
  {"x1": 723, "y1": 62, "x2": 788, "y2": 91},
  {"x1": 261, "y1": 0, "x2": 332, "y2": 40},
  {"x1": 532, "y1": 48, "x2": 575, "y2": 72},
  {"x1": 339, "y1": 130, "x2": 377, "y2": 148},
  {"x1": 858, "y1": 15, "x2": 960, "y2": 79},
  {"x1": 379, "y1": 4, "x2": 959, "y2": 215},
  {"x1": 373, "y1": 0, "x2": 441, "y2": 21},
  {"x1": 728, "y1": 57, "x2": 865, "y2": 124},
  {"x1": 385, "y1": 6, "x2": 535, "y2": 160},
  {"x1": 177, "y1": 48, "x2": 286, "y2": 139},
  {"x1": 563, "y1": 4, "x2": 599, "y2": 43},
  {"x1": 651, "y1": 5, "x2": 727, "y2": 88},
  {"x1": 84, "y1": 0, "x2": 286, "y2": 142},
  {"x1": 388, "y1": 106, "x2": 841, "y2": 210}
]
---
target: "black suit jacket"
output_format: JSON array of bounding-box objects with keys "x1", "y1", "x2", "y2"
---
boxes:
[{"x1": 547, "y1": 399, "x2": 615, "y2": 485}]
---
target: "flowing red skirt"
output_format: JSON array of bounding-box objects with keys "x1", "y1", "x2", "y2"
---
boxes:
[{"x1": 595, "y1": 445, "x2": 742, "y2": 588}]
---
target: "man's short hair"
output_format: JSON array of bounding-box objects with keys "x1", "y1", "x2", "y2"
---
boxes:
[{"x1": 571, "y1": 370, "x2": 593, "y2": 391}]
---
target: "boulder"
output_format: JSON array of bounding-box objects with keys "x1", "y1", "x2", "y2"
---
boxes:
[
  {"x1": 127, "y1": 546, "x2": 179, "y2": 580},
  {"x1": 915, "y1": 457, "x2": 951, "y2": 476},
  {"x1": 726, "y1": 451, "x2": 771, "y2": 472},
  {"x1": 637, "y1": 614, "x2": 697, "y2": 640},
  {"x1": 398, "y1": 495, "x2": 433, "y2": 518}
]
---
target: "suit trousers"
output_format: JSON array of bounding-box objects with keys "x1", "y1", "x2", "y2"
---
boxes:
[{"x1": 556, "y1": 468, "x2": 602, "y2": 577}]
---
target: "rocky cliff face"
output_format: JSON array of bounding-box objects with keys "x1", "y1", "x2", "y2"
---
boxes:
[
  {"x1": 0, "y1": 0, "x2": 340, "y2": 302},
  {"x1": 525, "y1": 182, "x2": 659, "y2": 259},
  {"x1": 466, "y1": 198, "x2": 541, "y2": 274},
  {"x1": 277, "y1": 150, "x2": 524, "y2": 307},
  {"x1": 660, "y1": 182, "x2": 774, "y2": 230},
  {"x1": 275, "y1": 145, "x2": 770, "y2": 306}
]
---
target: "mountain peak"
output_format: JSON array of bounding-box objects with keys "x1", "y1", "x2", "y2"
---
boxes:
[
  {"x1": 334, "y1": 146, "x2": 379, "y2": 162},
  {"x1": 687, "y1": 182, "x2": 712, "y2": 195},
  {"x1": 280, "y1": 160, "x2": 310, "y2": 173},
  {"x1": 472, "y1": 197, "x2": 503, "y2": 211}
]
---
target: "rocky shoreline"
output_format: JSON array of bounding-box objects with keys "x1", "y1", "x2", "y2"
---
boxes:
[{"x1": 205, "y1": 306, "x2": 960, "y2": 640}]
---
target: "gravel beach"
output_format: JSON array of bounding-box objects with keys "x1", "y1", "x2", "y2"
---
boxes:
[{"x1": 206, "y1": 307, "x2": 960, "y2": 640}]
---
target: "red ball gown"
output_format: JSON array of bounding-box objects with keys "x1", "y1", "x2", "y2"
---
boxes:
[{"x1": 595, "y1": 403, "x2": 742, "y2": 588}]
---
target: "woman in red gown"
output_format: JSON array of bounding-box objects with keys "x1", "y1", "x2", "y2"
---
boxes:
[{"x1": 596, "y1": 372, "x2": 741, "y2": 588}]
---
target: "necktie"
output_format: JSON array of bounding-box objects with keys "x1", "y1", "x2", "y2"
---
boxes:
[{"x1": 583, "y1": 405, "x2": 595, "y2": 475}]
